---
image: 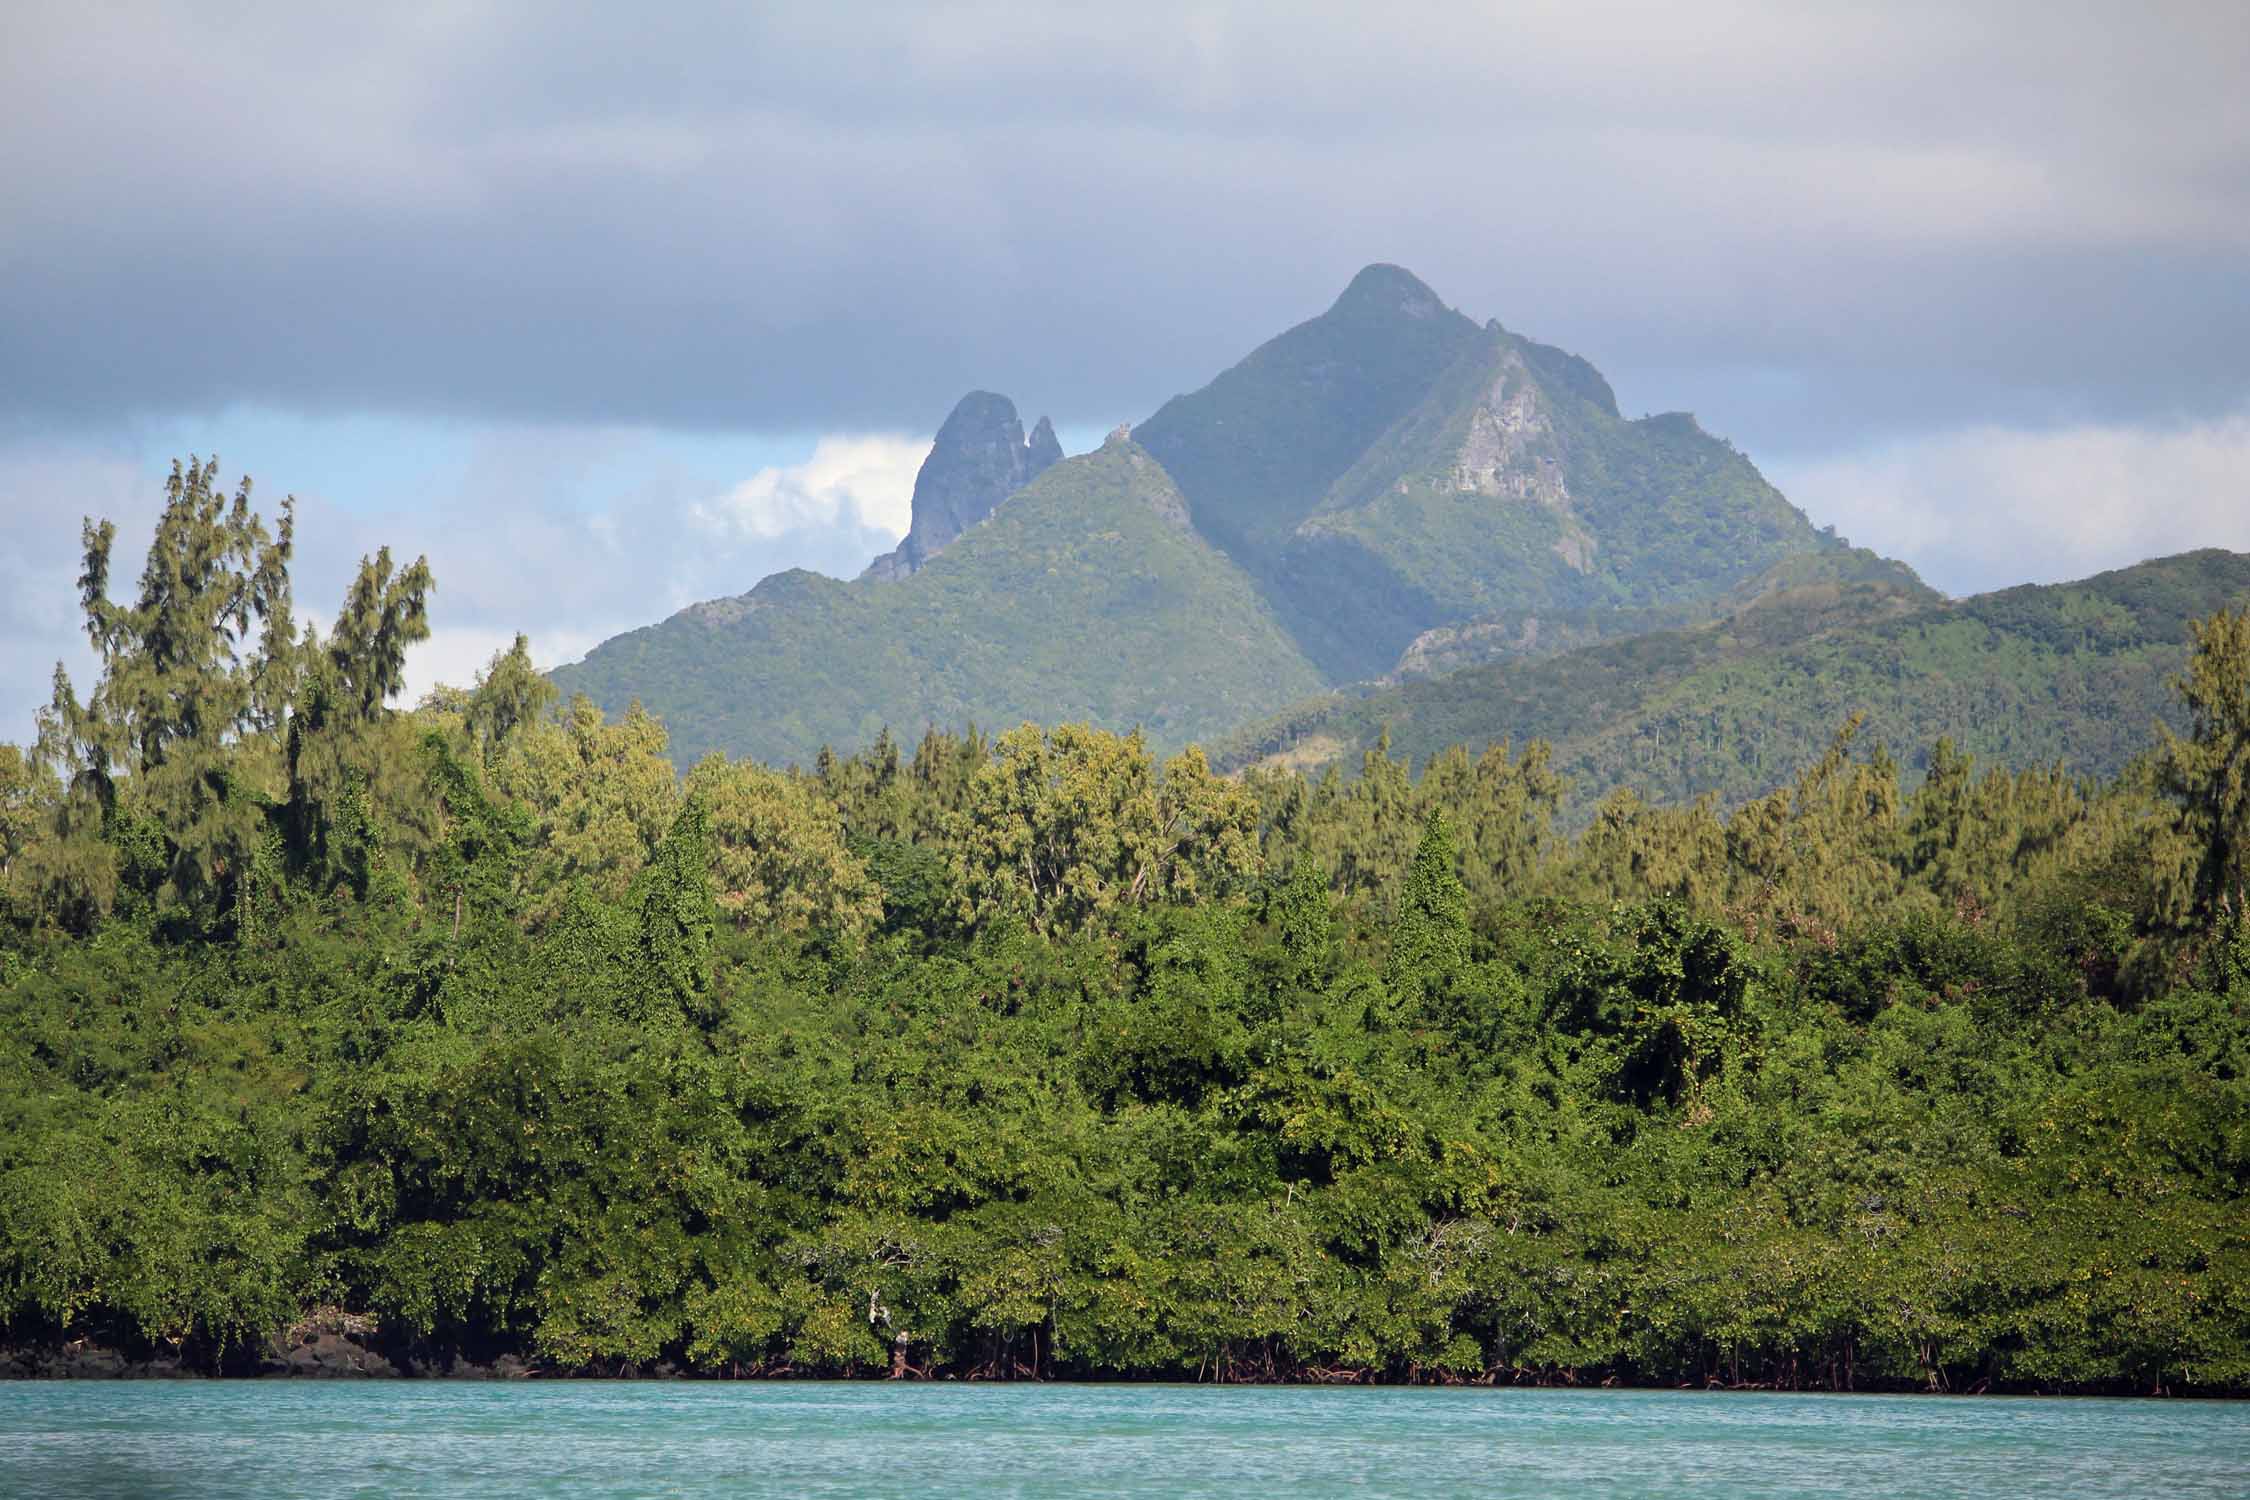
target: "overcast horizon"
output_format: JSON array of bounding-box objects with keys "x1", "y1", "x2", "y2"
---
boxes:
[{"x1": 5, "y1": 1, "x2": 2248, "y2": 735}]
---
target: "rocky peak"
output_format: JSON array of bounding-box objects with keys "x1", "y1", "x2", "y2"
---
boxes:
[
  {"x1": 1329, "y1": 263, "x2": 1446, "y2": 323},
  {"x1": 1028, "y1": 415, "x2": 1063, "y2": 472},
  {"x1": 862, "y1": 391, "x2": 1063, "y2": 581}
]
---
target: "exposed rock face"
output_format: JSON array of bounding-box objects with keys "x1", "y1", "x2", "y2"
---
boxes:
[
  {"x1": 1027, "y1": 414, "x2": 1063, "y2": 473},
  {"x1": 1449, "y1": 348, "x2": 1596, "y2": 573},
  {"x1": 1392, "y1": 615, "x2": 1547, "y2": 681},
  {"x1": 862, "y1": 393, "x2": 1061, "y2": 580},
  {"x1": 1452, "y1": 351, "x2": 1568, "y2": 508}
]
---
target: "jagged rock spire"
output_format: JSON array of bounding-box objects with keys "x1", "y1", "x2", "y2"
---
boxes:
[
  {"x1": 1027, "y1": 415, "x2": 1062, "y2": 473},
  {"x1": 862, "y1": 392, "x2": 1061, "y2": 581}
]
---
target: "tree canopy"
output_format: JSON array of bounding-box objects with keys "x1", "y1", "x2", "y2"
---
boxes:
[{"x1": 1, "y1": 470, "x2": 2245, "y2": 1393}]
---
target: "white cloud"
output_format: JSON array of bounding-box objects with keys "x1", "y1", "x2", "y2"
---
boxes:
[
  {"x1": 400, "y1": 625, "x2": 608, "y2": 708},
  {"x1": 1774, "y1": 408, "x2": 2250, "y2": 596},
  {"x1": 692, "y1": 434, "x2": 924, "y2": 542},
  {"x1": 0, "y1": 426, "x2": 924, "y2": 739}
]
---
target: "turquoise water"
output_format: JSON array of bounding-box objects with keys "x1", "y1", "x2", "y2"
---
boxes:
[{"x1": 0, "y1": 1383, "x2": 2243, "y2": 1498}]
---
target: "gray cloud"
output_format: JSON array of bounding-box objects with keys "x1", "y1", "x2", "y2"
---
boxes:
[
  {"x1": 5, "y1": 2, "x2": 2248, "y2": 741},
  {"x1": 1769, "y1": 404, "x2": 2250, "y2": 596},
  {"x1": 3, "y1": 1, "x2": 2245, "y2": 450}
]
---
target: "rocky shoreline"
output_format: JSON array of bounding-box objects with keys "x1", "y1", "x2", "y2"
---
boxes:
[
  {"x1": 0, "y1": 1336, "x2": 2211, "y2": 1396},
  {"x1": 0, "y1": 1311, "x2": 2219, "y2": 1395},
  {"x1": 0, "y1": 1337, "x2": 547, "y2": 1381},
  {"x1": 0, "y1": 1309, "x2": 545, "y2": 1381}
]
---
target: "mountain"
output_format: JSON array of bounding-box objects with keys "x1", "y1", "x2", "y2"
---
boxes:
[
  {"x1": 1134, "y1": 265, "x2": 1487, "y2": 561},
  {"x1": 1214, "y1": 549, "x2": 2250, "y2": 821},
  {"x1": 557, "y1": 263, "x2": 1865, "y2": 768},
  {"x1": 553, "y1": 432, "x2": 1325, "y2": 768},
  {"x1": 1388, "y1": 547, "x2": 1937, "y2": 682},
  {"x1": 862, "y1": 392, "x2": 1061, "y2": 581},
  {"x1": 1137, "y1": 266, "x2": 1834, "y2": 679}
]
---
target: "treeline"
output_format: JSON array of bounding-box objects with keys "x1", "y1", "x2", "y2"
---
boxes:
[{"x1": 1, "y1": 464, "x2": 2246, "y2": 1390}]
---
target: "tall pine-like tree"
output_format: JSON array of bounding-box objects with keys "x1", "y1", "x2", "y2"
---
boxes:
[
  {"x1": 2156, "y1": 606, "x2": 2250, "y2": 927},
  {"x1": 1387, "y1": 809, "x2": 1468, "y2": 993}
]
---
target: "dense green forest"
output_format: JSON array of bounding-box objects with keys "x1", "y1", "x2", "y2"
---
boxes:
[
  {"x1": 1219, "y1": 550, "x2": 2250, "y2": 825},
  {"x1": 3, "y1": 465, "x2": 2246, "y2": 1392}
]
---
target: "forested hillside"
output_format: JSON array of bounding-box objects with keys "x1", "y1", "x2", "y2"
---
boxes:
[
  {"x1": 1272, "y1": 327, "x2": 1830, "y2": 674},
  {"x1": 560, "y1": 264, "x2": 1842, "y2": 760},
  {"x1": 1221, "y1": 550, "x2": 2250, "y2": 823},
  {"x1": 4, "y1": 468, "x2": 2248, "y2": 1392},
  {"x1": 553, "y1": 436, "x2": 1325, "y2": 769},
  {"x1": 1386, "y1": 546, "x2": 1937, "y2": 683}
]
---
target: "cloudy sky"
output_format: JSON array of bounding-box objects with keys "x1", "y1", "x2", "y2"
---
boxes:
[{"x1": 4, "y1": 1, "x2": 2247, "y2": 736}]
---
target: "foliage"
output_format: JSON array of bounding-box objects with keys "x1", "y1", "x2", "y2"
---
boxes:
[
  {"x1": 1, "y1": 469, "x2": 2247, "y2": 1396},
  {"x1": 552, "y1": 439, "x2": 1328, "y2": 771},
  {"x1": 1385, "y1": 811, "x2": 1467, "y2": 994},
  {"x1": 685, "y1": 754, "x2": 881, "y2": 942},
  {"x1": 1220, "y1": 550, "x2": 2250, "y2": 828},
  {"x1": 2152, "y1": 605, "x2": 2250, "y2": 927},
  {"x1": 491, "y1": 696, "x2": 680, "y2": 923},
  {"x1": 952, "y1": 724, "x2": 1260, "y2": 935},
  {"x1": 556, "y1": 264, "x2": 1840, "y2": 761}
]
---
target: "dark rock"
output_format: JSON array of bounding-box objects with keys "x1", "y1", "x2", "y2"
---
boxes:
[
  {"x1": 1026, "y1": 415, "x2": 1063, "y2": 474},
  {"x1": 70, "y1": 1346, "x2": 127, "y2": 1379},
  {"x1": 257, "y1": 1312, "x2": 400, "y2": 1378},
  {"x1": 0, "y1": 1340, "x2": 165, "y2": 1378},
  {"x1": 861, "y1": 392, "x2": 1061, "y2": 580}
]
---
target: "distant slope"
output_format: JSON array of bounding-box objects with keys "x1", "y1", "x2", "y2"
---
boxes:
[
  {"x1": 1297, "y1": 327, "x2": 1831, "y2": 630},
  {"x1": 1137, "y1": 270, "x2": 1834, "y2": 679},
  {"x1": 1132, "y1": 265, "x2": 1490, "y2": 678},
  {"x1": 1134, "y1": 264, "x2": 1485, "y2": 561},
  {"x1": 1215, "y1": 550, "x2": 2250, "y2": 820},
  {"x1": 553, "y1": 436, "x2": 1326, "y2": 768},
  {"x1": 554, "y1": 263, "x2": 1938, "y2": 769},
  {"x1": 1389, "y1": 548, "x2": 1937, "y2": 681}
]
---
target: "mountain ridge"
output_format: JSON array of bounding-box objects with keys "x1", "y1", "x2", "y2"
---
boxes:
[
  {"x1": 1130, "y1": 272, "x2": 1830, "y2": 679},
  {"x1": 549, "y1": 262, "x2": 2217, "y2": 811},
  {"x1": 1213, "y1": 547, "x2": 2250, "y2": 823},
  {"x1": 553, "y1": 432, "x2": 1325, "y2": 768}
]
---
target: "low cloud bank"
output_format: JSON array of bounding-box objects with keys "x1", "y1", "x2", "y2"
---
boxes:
[{"x1": 1776, "y1": 407, "x2": 2250, "y2": 597}]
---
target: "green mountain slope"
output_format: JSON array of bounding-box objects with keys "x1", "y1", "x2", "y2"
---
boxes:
[
  {"x1": 1134, "y1": 264, "x2": 1486, "y2": 559},
  {"x1": 1390, "y1": 548, "x2": 1938, "y2": 681},
  {"x1": 1137, "y1": 269, "x2": 1835, "y2": 679},
  {"x1": 1303, "y1": 328, "x2": 1830, "y2": 619},
  {"x1": 1131, "y1": 265, "x2": 1489, "y2": 679},
  {"x1": 553, "y1": 436, "x2": 1326, "y2": 768},
  {"x1": 552, "y1": 264, "x2": 1949, "y2": 770},
  {"x1": 1215, "y1": 549, "x2": 2250, "y2": 821}
]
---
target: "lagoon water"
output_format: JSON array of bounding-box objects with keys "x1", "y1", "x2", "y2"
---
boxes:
[{"x1": 0, "y1": 1382, "x2": 2243, "y2": 1499}]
